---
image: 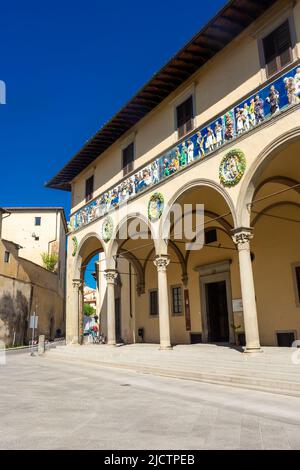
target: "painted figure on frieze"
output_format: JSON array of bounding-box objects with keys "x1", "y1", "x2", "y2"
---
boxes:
[
  {"x1": 266, "y1": 85, "x2": 280, "y2": 115},
  {"x1": 254, "y1": 95, "x2": 264, "y2": 123},
  {"x1": 180, "y1": 142, "x2": 188, "y2": 167},
  {"x1": 187, "y1": 139, "x2": 194, "y2": 164},
  {"x1": 242, "y1": 103, "x2": 250, "y2": 131},
  {"x1": 294, "y1": 68, "x2": 300, "y2": 99},
  {"x1": 249, "y1": 98, "x2": 256, "y2": 127},
  {"x1": 196, "y1": 131, "x2": 205, "y2": 157},
  {"x1": 223, "y1": 112, "x2": 234, "y2": 141},
  {"x1": 205, "y1": 127, "x2": 215, "y2": 152},
  {"x1": 236, "y1": 108, "x2": 244, "y2": 135},
  {"x1": 215, "y1": 121, "x2": 223, "y2": 147},
  {"x1": 151, "y1": 161, "x2": 159, "y2": 184}
]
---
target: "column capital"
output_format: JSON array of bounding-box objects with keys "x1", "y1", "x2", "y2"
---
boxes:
[
  {"x1": 104, "y1": 269, "x2": 118, "y2": 284},
  {"x1": 231, "y1": 227, "x2": 253, "y2": 251},
  {"x1": 154, "y1": 255, "x2": 170, "y2": 272},
  {"x1": 72, "y1": 278, "x2": 83, "y2": 289}
]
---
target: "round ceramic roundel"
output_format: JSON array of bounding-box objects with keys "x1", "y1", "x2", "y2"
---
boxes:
[
  {"x1": 102, "y1": 216, "x2": 114, "y2": 243},
  {"x1": 148, "y1": 192, "x2": 164, "y2": 221},
  {"x1": 219, "y1": 148, "x2": 246, "y2": 187}
]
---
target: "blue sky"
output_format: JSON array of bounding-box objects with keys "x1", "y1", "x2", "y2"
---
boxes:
[{"x1": 0, "y1": 0, "x2": 225, "y2": 287}]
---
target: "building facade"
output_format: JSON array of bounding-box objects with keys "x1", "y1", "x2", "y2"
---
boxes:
[
  {"x1": 47, "y1": 0, "x2": 300, "y2": 351},
  {"x1": 0, "y1": 208, "x2": 67, "y2": 346}
]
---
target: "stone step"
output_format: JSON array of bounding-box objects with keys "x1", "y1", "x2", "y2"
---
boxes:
[{"x1": 46, "y1": 349, "x2": 300, "y2": 398}]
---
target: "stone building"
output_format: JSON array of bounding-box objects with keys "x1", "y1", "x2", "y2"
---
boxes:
[
  {"x1": 47, "y1": 0, "x2": 300, "y2": 351},
  {"x1": 0, "y1": 208, "x2": 67, "y2": 346}
]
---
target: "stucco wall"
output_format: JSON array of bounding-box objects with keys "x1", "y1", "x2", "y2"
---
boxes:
[{"x1": 0, "y1": 239, "x2": 64, "y2": 346}]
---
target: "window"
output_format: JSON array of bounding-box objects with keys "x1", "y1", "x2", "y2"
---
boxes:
[
  {"x1": 85, "y1": 175, "x2": 94, "y2": 202},
  {"x1": 122, "y1": 142, "x2": 134, "y2": 176},
  {"x1": 149, "y1": 290, "x2": 158, "y2": 316},
  {"x1": 295, "y1": 265, "x2": 300, "y2": 304},
  {"x1": 172, "y1": 286, "x2": 182, "y2": 315},
  {"x1": 4, "y1": 251, "x2": 10, "y2": 263},
  {"x1": 276, "y1": 331, "x2": 295, "y2": 347},
  {"x1": 262, "y1": 20, "x2": 293, "y2": 77},
  {"x1": 205, "y1": 229, "x2": 217, "y2": 245},
  {"x1": 35, "y1": 217, "x2": 41, "y2": 226},
  {"x1": 176, "y1": 96, "x2": 194, "y2": 138}
]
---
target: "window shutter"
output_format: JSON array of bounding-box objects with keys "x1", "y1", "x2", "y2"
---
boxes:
[
  {"x1": 85, "y1": 175, "x2": 94, "y2": 202},
  {"x1": 276, "y1": 21, "x2": 292, "y2": 68},
  {"x1": 263, "y1": 20, "x2": 292, "y2": 77},
  {"x1": 176, "y1": 96, "x2": 194, "y2": 138},
  {"x1": 122, "y1": 142, "x2": 134, "y2": 175}
]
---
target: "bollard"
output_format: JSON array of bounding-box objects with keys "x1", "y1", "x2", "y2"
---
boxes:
[{"x1": 38, "y1": 335, "x2": 45, "y2": 355}]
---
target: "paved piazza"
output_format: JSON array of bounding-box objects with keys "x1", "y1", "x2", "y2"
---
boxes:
[{"x1": 1, "y1": 351, "x2": 300, "y2": 450}]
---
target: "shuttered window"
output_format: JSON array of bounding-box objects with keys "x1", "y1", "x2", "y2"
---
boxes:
[
  {"x1": 149, "y1": 290, "x2": 158, "y2": 316},
  {"x1": 172, "y1": 286, "x2": 182, "y2": 315},
  {"x1": 263, "y1": 20, "x2": 292, "y2": 77},
  {"x1": 122, "y1": 142, "x2": 134, "y2": 176},
  {"x1": 176, "y1": 96, "x2": 194, "y2": 138},
  {"x1": 85, "y1": 175, "x2": 94, "y2": 202}
]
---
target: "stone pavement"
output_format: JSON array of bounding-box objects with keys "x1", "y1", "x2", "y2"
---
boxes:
[
  {"x1": 1, "y1": 352, "x2": 300, "y2": 449},
  {"x1": 47, "y1": 343, "x2": 300, "y2": 397}
]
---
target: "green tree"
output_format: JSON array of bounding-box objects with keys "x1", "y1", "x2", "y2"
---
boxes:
[
  {"x1": 84, "y1": 303, "x2": 96, "y2": 316},
  {"x1": 41, "y1": 252, "x2": 58, "y2": 272}
]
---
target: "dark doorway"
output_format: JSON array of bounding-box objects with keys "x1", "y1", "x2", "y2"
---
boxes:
[
  {"x1": 205, "y1": 281, "x2": 229, "y2": 342},
  {"x1": 115, "y1": 298, "x2": 122, "y2": 343}
]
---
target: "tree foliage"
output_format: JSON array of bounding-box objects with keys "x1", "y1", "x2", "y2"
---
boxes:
[
  {"x1": 41, "y1": 252, "x2": 58, "y2": 272},
  {"x1": 84, "y1": 303, "x2": 96, "y2": 316}
]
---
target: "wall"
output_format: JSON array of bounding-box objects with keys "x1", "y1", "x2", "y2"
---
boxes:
[
  {"x1": 2, "y1": 210, "x2": 66, "y2": 281},
  {"x1": 0, "y1": 238, "x2": 64, "y2": 346}
]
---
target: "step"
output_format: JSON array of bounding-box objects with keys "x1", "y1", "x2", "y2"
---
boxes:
[{"x1": 46, "y1": 350, "x2": 300, "y2": 398}]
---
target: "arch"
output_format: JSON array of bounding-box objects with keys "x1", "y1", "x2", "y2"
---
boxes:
[
  {"x1": 253, "y1": 176, "x2": 300, "y2": 200},
  {"x1": 161, "y1": 178, "x2": 238, "y2": 232},
  {"x1": 73, "y1": 232, "x2": 106, "y2": 280},
  {"x1": 237, "y1": 127, "x2": 300, "y2": 227},
  {"x1": 251, "y1": 201, "x2": 300, "y2": 227},
  {"x1": 106, "y1": 211, "x2": 160, "y2": 263},
  {"x1": 118, "y1": 249, "x2": 145, "y2": 295},
  {"x1": 169, "y1": 208, "x2": 233, "y2": 236}
]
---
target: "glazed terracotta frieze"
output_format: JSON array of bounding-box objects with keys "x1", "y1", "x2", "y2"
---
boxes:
[{"x1": 68, "y1": 63, "x2": 300, "y2": 233}]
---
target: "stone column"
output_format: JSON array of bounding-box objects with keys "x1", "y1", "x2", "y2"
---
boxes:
[
  {"x1": 104, "y1": 269, "x2": 118, "y2": 345},
  {"x1": 72, "y1": 279, "x2": 83, "y2": 344},
  {"x1": 154, "y1": 255, "x2": 172, "y2": 350},
  {"x1": 232, "y1": 228, "x2": 261, "y2": 353}
]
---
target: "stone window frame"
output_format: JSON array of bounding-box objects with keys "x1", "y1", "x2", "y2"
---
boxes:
[
  {"x1": 255, "y1": 6, "x2": 298, "y2": 83},
  {"x1": 170, "y1": 284, "x2": 183, "y2": 316},
  {"x1": 291, "y1": 262, "x2": 300, "y2": 308}
]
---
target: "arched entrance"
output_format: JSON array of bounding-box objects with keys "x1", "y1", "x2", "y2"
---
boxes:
[
  {"x1": 67, "y1": 233, "x2": 105, "y2": 344},
  {"x1": 238, "y1": 129, "x2": 300, "y2": 346},
  {"x1": 161, "y1": 181, "x2": 238, "y2": 346}
]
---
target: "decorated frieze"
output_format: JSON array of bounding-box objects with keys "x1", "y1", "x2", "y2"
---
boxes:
[{"x1": 70, "y1": 64, "x2": 300, "y2": 232}]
